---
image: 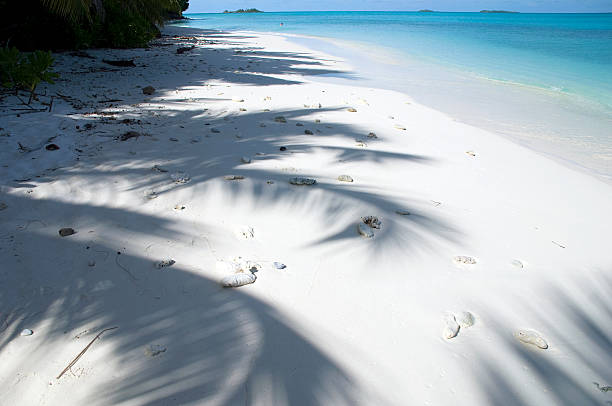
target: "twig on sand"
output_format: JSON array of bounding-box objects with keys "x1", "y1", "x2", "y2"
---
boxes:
[
  {"x1": 56, "y1": 326, "x2": 118, "y2": 380},
  {"x1": 552, "y1": 240, "x2": 566, "y2": 249},
  {"x1": 115, "y1": 252, "x2": 138, "y2": 280}
]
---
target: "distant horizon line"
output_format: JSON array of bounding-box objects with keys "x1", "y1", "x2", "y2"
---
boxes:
[{"x1": 185, "y1": 10, "x2": 612, "y2": 15}]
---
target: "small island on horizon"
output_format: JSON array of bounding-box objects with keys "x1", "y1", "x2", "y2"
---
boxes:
[
  {"x1": 418, "y1": 9, "x2": 435, "y2": 12},
  {"x1": 480, "y1": 10, "x2": 519, "y2": 13},
  {"x1": 223, "y1": 8, "x2": 263, "y2": 14}
]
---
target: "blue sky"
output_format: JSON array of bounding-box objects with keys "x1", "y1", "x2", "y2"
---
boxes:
[{"x1": 186, "y1": 0, "x2": 612, "y2": 13}]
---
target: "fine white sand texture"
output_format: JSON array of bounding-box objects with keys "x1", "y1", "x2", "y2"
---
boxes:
[{"x1": 1, "y1": 26, "x2": 611, "y2": 406}]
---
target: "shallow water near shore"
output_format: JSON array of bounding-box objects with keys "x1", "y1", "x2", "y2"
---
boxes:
[{"x1": 174, "y1": 11, "x2": 612, "y2": 181}]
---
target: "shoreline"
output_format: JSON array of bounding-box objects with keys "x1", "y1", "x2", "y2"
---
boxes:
[{"x1": 1, "y1": 25, "x2": 611, "y2": 405}]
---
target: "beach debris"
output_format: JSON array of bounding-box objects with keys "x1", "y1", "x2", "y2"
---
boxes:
[
  {"x1": 232, "y1": 97, "x2": 244, "y2": 102},
  {"x1": 224, "y1": 175, "x2": 244, "y2": 181},
  {"x1": 171, "y1": 171, "x2": 190, "y2": 184},
  {"x1": 211, "y1": 128, "x2": 221, "y2": 133},
  {"x1": 456, "y1": 312, "x2": 476, "y2": 328},
  {"x1": 552, "y1": 240, "x2": 566, "y2": 248},
  {"x1": 57, "y1": 326, "x2": 119, "y2": 379},
  {"x1": 20, "y1": 329, "x2": 33, "y2": 336},
  {"x1": 443, "y1": 314, "x2": 460, "y2": 339},
  {"x1": 514, "y1": 329, "x2": 548, "y2": 349},
  {"x1": 152, "y1": 164, "x2": 168, "y2": 173},
  {"x1": 241, "y1": 156, "x2": 251, "y2": 164},
  {"x1": 103, "y1": 59, "x2": 135, "y2": 67},
  {"x1": 176, "y1": 45, "x2": 195, "y2": 54},
  {"x1": 304, "y1": 130, "x2": 313, "y2": 135},
  {"x1": 59, "y1": 228, "x2": 76, "y2": 237},
  {"x1": 145, "y1": 344, "x2": 167, "y2": 357},
  {"x1": 362, "y1": 216, "x2": 381, "y2": 229},
  {"x1": 274, "y1": 262, "x2": 286, "y2": 270},
  {"x1": 142, "y1": 86, "x2": 155, "y2": 95},
  {"x1": 143, "y1": 189, "x2": 158, "y2": 199},
  {"x1": 289, "y1": 177, "x2": 316, "y2": 186},
  {"x1": 337, "y1": 175, "x2": 354, "y2": 182},
  {"x1": 431, "y1": 200, "x2": 442, "y2": 207},
  {"x1": 347, "y1": 108, "x2": 357, "y2": 112},
  {"x1": 221, "y1": 272, "x2": 256, "y2": 288},
  {"x1": 511, "y1": 259, "x2": 524, "y2": 269},
  {"x1": 395, "y1": 209, "x2": 411, "y2": 215},
  {"x1": 155, "y1": 259, "x2": 175, "y2": 269},
  {"x1": 0, "y1": 202, "x2": 7, "y2": 211},
  {"x1": 454, "y1": 256, "x2": 477, "y2": 265},
  {"x1": 357, "y1": 223, "x2": 374, "y2": 238},
  {"x1": 593, "y1": 382, "x2": 612, "y2": 393},
  {"x1": 394, "y1": 124, "x2": 407, "y2": 131},
  {"x1": 119, "y1": 131, "x2": 147, "y2": 141},
  {"x1": 368, "y1": 132, "x2": 378, "y2": 138},
  {"x1": 279, "y1": 146, "x2": 287, "y2": 151},
  {"x1": 45, "y1": 143, "x2": 60, "y2": 151},
  {"x1": 466, "y1": 151, "x2": 476, "y2": 157},
  {"x1": 274, "y1": 116, "x2": 287, "y2": 123},
  {"x1": 173, "y1": 204, "x2": 185, "y2": 211}
]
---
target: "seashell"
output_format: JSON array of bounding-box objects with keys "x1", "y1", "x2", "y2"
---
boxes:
[
  {"x1": 443, "y1": 314, "x2": 460, "y2": 339},
  {"x1": 273, "y1": 262, "x2": 286, "y2": 269},
  {"x1": 454, "y1": 256, "x2": 476, "y2": 265},
  {"x1": 171, "y1": 172, "x2": 190, "y2": 184},
  {"x1": 514, "y1": 329, "x2": 548, "y2": 349},
  {"x1": 511, "y1": 259, "x2": 524, "y2": 269},
  {"x1": 221, "y1": 273, "x2": 256, "y2": 288},
  {"x1": 145, "y1": 344, "x2": 166, "y2": 357},
  {"x1": 337, "y1": 175, "x2": 353, "y2": 182},
  {"x1": 155, "y1": 259, "x2": 175, "y2": 269},
  {"x1": 357, "y1": 223, "x2": 374, "y2": 238},
  {"x1": 456, "y1": 312, "x2": 475, "y2": 328},
  {"x1": 59, "y1": 228, "x2": 76, "y2": 237},
  {"x1": 20, "y1": 329, "x2": 33, "y2": 336},
  {"x1": 289, "y1": 177, "x2": 316, "y2": 186}
]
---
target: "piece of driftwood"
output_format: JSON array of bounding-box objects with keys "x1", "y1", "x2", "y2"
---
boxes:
[
  {"x1": 102, "y1": 59, "x2": 136, "y2": 67},
  {"x1": 56, "y1": 326, "x2": 118, "y2": 379}
]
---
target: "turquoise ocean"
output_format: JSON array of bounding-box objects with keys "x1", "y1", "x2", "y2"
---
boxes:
[{"x1": 173, "y1": 12, "x2": 612, "y2": 180}]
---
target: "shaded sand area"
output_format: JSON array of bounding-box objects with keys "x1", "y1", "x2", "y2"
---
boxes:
[{"x1": 1, "y1": 26, "x2": 612, "y2": 405}]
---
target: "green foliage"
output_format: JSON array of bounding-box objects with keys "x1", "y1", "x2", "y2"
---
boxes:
[
  {"x1": 223, "y1": 9, "x2": 263, "y2": 13},
  {"x1": 0, "y1": 47, "x2": 58, "y2": 98}
]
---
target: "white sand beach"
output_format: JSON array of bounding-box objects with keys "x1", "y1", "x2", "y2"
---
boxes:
[{"x1": 1, "y1": 26, "x2": 611, "y2": 405}]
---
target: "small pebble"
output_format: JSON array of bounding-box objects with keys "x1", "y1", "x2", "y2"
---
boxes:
[
  {"x1": 511, "y1": 259, "x2": 524, "y2": 269},
  {"x1": 173, "y1": 204, "x2": 185, "y2": 211},
  {"x1": 224, "y1": 175, "x2": 244, "y2": 180},
  {"x1": 357, "y1": 223, "x2": 374, "y2": 238},
  {"x1": 337, "y1": 175, "x2": 353, "y2": 182},
  {"x1": 145, "y1": 344, "x2": 166, "y2": 357},
  {"x1": 171, "y1": 172, "x2": 190, "y2": 184},
  {"x1": 142, "y1": 86, "x2": 155, "y2": 95},
  {"x1": 515, "y1": 329, "x2": 548, "y2": 349},
  {"x1": 289, "y1": 177, "x2": 316, "y2": 186},
  {"x1": 59, "y1": 228, "x2": 76, "y2": 237},
  {"x1": 274, "y1": 116, "x2": 287, "y2": 123},
  {"x1": 443, "y1": 314, "x2": 460, "y2": 339},
  {"x1": 367, "y1": 132, "x2": 378, "y2": 138},
  {"x1": 0, "y1": 202, "x2": 7, "y2": 211},
  {"x1": 20, "y1": 329, "x2": 33, "y2": 336},
  {"x1": 362, "y1": 216, "x2": 381, "y2": 229},
  {"x1": 152, "y1": 165, "x2": 168, "y2": 173},
  {"x1": 144, "y1": 189, "x2": 158, "y2": 199},
  {"x1": 45, "y1": 144, "x2": 60, "y2": 151},
  {"x1": 239, "y1": 108, "x2": 247, "y2": 112},
  {"x1": 88, "y1": 260, "x2": 96, "y2": 267},
  {"x1": 347, "y1": 108, "x2": 357, "y2": 112},
  {"x1": 241, "y1": 156, "x2": 251, "y2": 164},
  {"x1": 456, "y1": 312, "x2": 475, "y2": 328},
  {"x1": 279, "y1": 146, "x2": 287, "y2": 151},
  {"x1": 221, "y1": 273, "x2": 256, "y2": 288},
  {"x1": 454, "y1": 256, "x2": 477, "y2": 265},
  {"x1": 211, "y1": 128, "x2": 220, "y2": 133},
  {"x1": 296, "y1": 123, "x2": 304, "y2": 127},
  {"x1": 304, "y1": 130, "x2": 313, "y2": 135},
  {"x1": 395, "y1": 209, "x2": 411, "y2": 215}
]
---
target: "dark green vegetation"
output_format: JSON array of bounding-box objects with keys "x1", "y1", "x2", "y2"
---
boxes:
[
  {"x1": 223, "y1": 8, "x2": 262, "y2": 13},
  {"x1": 0, "y1": 47, "x2": 57, "y2": 102},
  {"x1": 418, "y1": 9, "x2": 435, "y2": 12},
  {"x1": 480, "y1": 10, "x2": 519, "y2": 13},
  {"x1": 0, "y1": 0, "x2": 189, "y2": 50}
]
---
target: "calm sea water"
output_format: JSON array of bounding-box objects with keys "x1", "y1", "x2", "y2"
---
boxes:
[{"x1": 174, "y1": 12, "x2": 612, "y2": 180}]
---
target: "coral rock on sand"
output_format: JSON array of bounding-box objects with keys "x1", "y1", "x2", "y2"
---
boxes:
[
  {"x1": 443, "y1": 314, "x2": 460, "y2": 339},
  {"x1": 514, "y1": 329, "x2": 548, "y2": 349},
  {"x1": 145, "y1": 344, "x2": 167, "y2": 357},
  {"x1": 59, "y1": 228, "x2": 76, "y2": 237},
  {"x1": 155, "y1": 259, "x2": 175, "y2": 269},
  {"x1": 456, "y1": 311, "x2": 476, "y2": 328},
  {"x1": 357, "y1": 223, "x2": 374, "y2": 238},
  {"x1": 362, "y1": 216, "x2": 381, "y2": 229},
  {"x1": 221, "y1": 273, "x2": 257, "y2": 288},
  {"x1": 454, "y1": 256, "x2": 477, "y2": 265},
  {"x1": 142, "y1": 86, "x2": 155, "y2": 95},
  {"x1": 289, "y1": 177, "x2": 316, "y2": 185},
  {"x1": 337, "y1": 175, "x2": 354, "y2": 182}
]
